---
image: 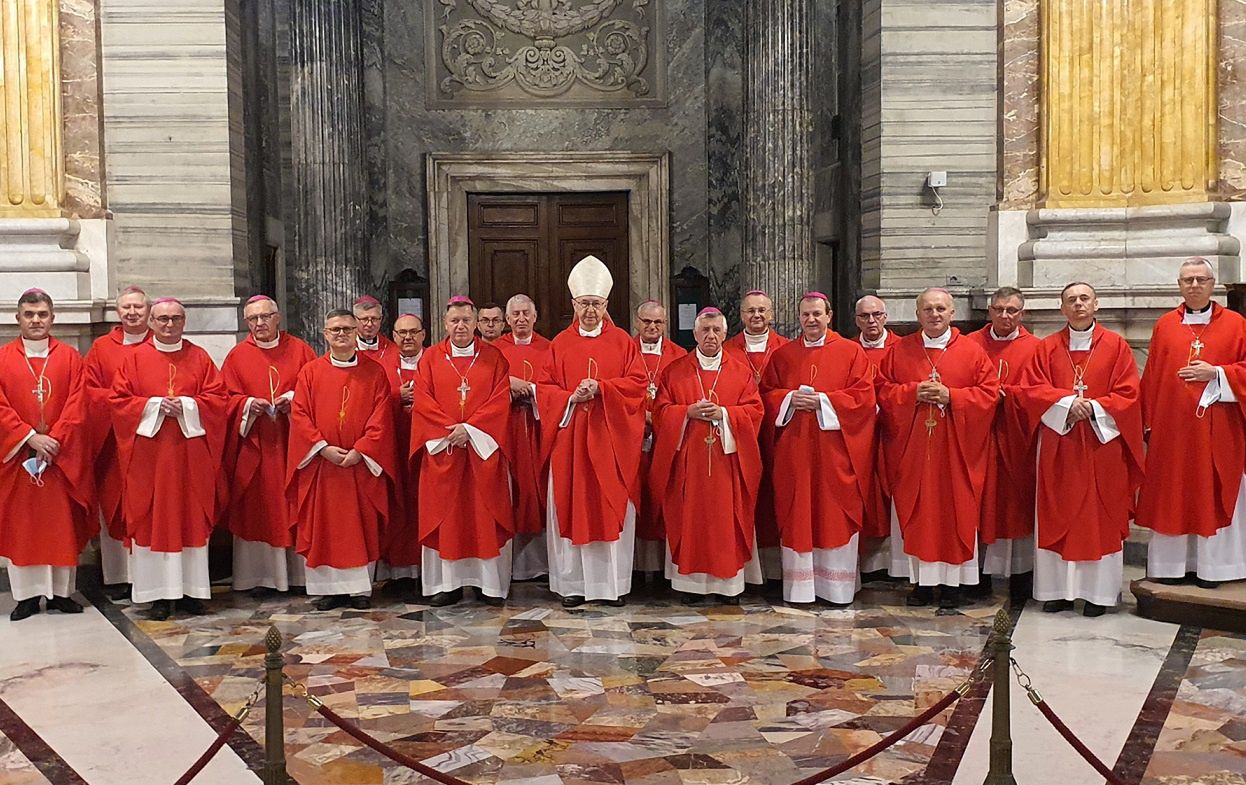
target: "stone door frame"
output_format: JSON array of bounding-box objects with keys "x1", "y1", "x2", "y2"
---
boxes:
[{"x1": 426, "y1": 151, "x2": 671, "y2": 329}]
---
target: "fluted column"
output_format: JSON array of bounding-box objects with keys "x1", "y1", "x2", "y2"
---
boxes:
[
  {"x1": 0, "y1": 0, "x2": 63, "y2": 217},
  {"x1": 287, "y1": 2, "x2": 369, "y2": 343},
  {"x1": 743, "y1": 0, "x2": 814, "y2": 335},
  {"x1": 1041, "y1": 0, "x2": 1217, "y2": 207}
]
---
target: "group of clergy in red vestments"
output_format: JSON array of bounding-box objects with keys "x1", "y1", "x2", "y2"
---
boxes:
[{"x1": 3, "y1": 256, "x2": 1245, "y2": 622}]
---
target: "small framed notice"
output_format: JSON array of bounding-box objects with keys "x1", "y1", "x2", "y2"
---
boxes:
[
  {"x1": 677, "y1": 303, "x2": 697, "y2": 331},
  {"x1": 398, "y1": 298, "x2": 424, "y2": 320}
]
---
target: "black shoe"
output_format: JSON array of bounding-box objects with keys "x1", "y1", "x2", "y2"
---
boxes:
[
  {"x1": 9, "y1": 598, "x2": 41, "y2": 621},
  {"x1": 716, "y1": 594, "x2": 740, "y2": 606},
  {"x1": 145, "y1": 599, "x2": 173, "y2": 621},
  {"x1": 1008, "y1": 573, "x2": 1033, "y2": 602},
  {"x1": 1154, "y1": 577, "x2": 1186, "y2": 586},
  {"x1": 47, "y1": 596, "x2": 83, "y2": 614},
  {"x1": 1194, "y1": 578, "x2": 1221, "y2": 590},
  {"x1": 382, "y1": 577, "x2": 416, "y2": 597},
  {"x1": 1042, "y1": 599, "x2": 1074, "y2": 613},
  {"x1": 103, "y1": 583, "x2": 132, "y2": 602},
  {"x1": 680, "y1": 592, "x2": 706, "y2": 606},
  {"x1": 939, "y1": 587, "x2": 962, "y2": 609},
  {"x1": 1082, "y1": 602, "x2": 1107, "y2": 617},
  {"x1": 428, "y1": 589, "x2": 463, "y2": 608},
  {"x1": 176, "y1": 597, "x2": 209, "y2": 616},
  {"x1": 479, "y1": 593, "x2": 504, "y2": 607},
  {"x1": 602, "y1": 597, "x2": 626, "y2": 607},
  {"x1": 313, "y1": 594, "x2": 349, "y2": 611},
  {"x1": 906, "y1": 586, "x2": 933, "y2": 607},
  {"x1": 349, "y1": 596, "x2": 371, "y2": 610},
  {"x1": 561, "y1": 595, "x2": 586, "y2": 608}
]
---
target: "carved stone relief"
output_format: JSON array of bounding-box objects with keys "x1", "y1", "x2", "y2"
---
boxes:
[{"x1": 427, "y1": 0, "x2": 665, "y2": 107}]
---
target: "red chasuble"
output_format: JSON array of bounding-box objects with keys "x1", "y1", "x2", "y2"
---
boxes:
[
  {"x1": 286, "y1": 355, "x2": 396, "y2": 570},
  {"x1": 725, "y1": 329, "x2": 791, "y2": 551},
  {"x1": 410, "y1": 340, "x2": 514, "y2": 560},
  {"x1": 110, "y1": 342, "x2": 230, "y2": 552},
  {"x1": 760, "y1": 334, "x2": 877, "y2": 552},
  {"x1": 0, "y1": 339, "x2": 95, "y2": 567},
  {"x1": 858, "y1": 330, "x2": 902, "y2": 540},
  {"x1": 83, "y1": 327, "x2": 150, "y2": 542},
  {"x1": 495, "y1": 332, "x2": 553, "y2": 535},
  {"x1": 649, "y1": 352, "x2": 763, "y2": 578},
  {"x1": 219, "y1": 333, "x2": 317, "y2": 547},
  {"x1": 964, "y1": 326, "x2": 1040, "y2": 544},
  {"x1": 375, "y1": 350, "x2": 422, "y2": 570},
  {"x1": 636, "y1": 336, "x2": 688, "y2": 543},
  {"x1": 1015, "y1": 326, "x2": 1144, "y2": 560},
  {"x1": 877, "y1": 330, "x2": 998, "y2": 565},
  {"x1": 1138, "y1": 305, "x2": 1246, "y2": 538},
  {"x1": 536, "y1": 320, "x2": 647, "y2": 545}
]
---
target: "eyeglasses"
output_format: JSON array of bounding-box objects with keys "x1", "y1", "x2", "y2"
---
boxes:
[
  {"x1": 153, "y1": 315, "x2": 185, "y2": 325},
  {"x1": 638, "y1": 318, "x2": 665, "y2": 327},
  {"x1": 324, "y1": 326, "x2": 356, "y2": 336},
  {"x1": 856, "y1": 311, "x2": 886, "y2": 322},
  {"x1": 1179, "y1": 276, "x2": 1214, "y2": 285},
  {"x1": 356, "y1": 316, "x2": 381, "y2": 325},
  {"x1": 574, "y1": 298, "x2": 607, "y2": 311},
  {"x1": 988, "y1": 306, "x2": 1023, "y2": 316},
  {"x1": 478, "y1": 318, "x2": 504, "y2": 325},
  {"x1": 394, "y1": 328, "x2": 424, "y2": 338},
  {"x1": 245, "y1": 312, "x2": 279, "y2": 323}
]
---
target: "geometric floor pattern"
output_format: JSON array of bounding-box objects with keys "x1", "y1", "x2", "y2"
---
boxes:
[{"x1": 127, "y1": 582, "x2": 999, "y2": 785}]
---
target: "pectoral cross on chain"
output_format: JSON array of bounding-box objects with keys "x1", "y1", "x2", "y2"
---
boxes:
[
  {"x1": 705, "y1": 427, "x2": 717, "y2": 477},
  {"x1": 1191, "y1": 338, "x2": 1205, "y2": 360},
  {"x1": 457, "y1": 378, "x2": 471, "y2": 417},
  {"x1": 32, "y1": 379, "x2": 49, "y2": 433},
  {"x1": 1073, "y1": 379, "x2": 1089, "y2": 398},
  {"x1": 924, "y1": 367, "x2": 941, "y2": 436}
]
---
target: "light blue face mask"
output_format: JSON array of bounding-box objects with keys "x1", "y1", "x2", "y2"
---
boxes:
[{"x1": 22, "y1": 456, "x2": 47, "y2": 478}]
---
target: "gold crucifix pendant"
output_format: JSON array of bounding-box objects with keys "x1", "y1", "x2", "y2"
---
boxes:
[{"x1": 705, "y1": 430, "x2": 717, "y2": 476}]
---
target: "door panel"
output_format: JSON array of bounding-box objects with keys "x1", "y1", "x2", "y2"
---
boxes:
[{"x1": 468, "y1": 192, "x2": 629, "y2": 339}]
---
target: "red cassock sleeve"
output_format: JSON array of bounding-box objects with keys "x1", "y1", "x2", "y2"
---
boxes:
[{"x1": 45, "y1": 347, "x2": 95, "y2": 514}]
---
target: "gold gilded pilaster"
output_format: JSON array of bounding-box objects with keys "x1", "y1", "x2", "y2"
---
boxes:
[
  {"x1": 0, "y1": 0, "x2": 63, "y2": 217},
  {"x1": 1041, "y1": 0, "x2": 1218, "y2": 207}
]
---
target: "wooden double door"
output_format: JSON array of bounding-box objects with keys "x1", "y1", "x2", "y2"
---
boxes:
[{"x1": 468, "y1": 192, "x2": 630, "y2": 338}]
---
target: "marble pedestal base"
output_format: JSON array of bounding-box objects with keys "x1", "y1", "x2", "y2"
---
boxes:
[{"x1": 0, "y1": 217, "x2": 90, "y2": 300}]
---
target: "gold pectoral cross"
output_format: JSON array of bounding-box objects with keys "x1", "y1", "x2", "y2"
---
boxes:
[
  {"x1": 457, "y1": 377, "x2": 470, "y2": 418},
  {"x1": 1190, "y1": 338, "x2": 1205, "y2": 361},
  {"x1": 32, "y1": 378, "x2": 49, "y2": 433},
  {"x1": 705, "y1": 429, "x2": 717, "y2": 477}
]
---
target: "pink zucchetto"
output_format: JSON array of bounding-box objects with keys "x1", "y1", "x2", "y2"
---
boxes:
[
  {"x1": 22, "y1": 288, "x2": 47, "y2": 296},
  {"x1": 397, "y1": 312, "x2": 422, "y2": 321},
  {"x1": 801, "y1": 291, "x2": 830, "y2": 302},
  {"x1": 353, "y1": 295, "x2": 381, "y2": 308},
  {"x1": 744, "y1": 289, "x2": 769, "y2": 298},
  {"x1": 697, "y1": 307, "x2": 723, "y2": 318},
  {"x1": 446, "y1": 295, "x2": 475, "y2": 308},
  {"x1": 246, "y1": 294, "x2": 275, "y2": 305},
  {"x1": 151, "y1": 296, "x2": 184, "y2": 307}
]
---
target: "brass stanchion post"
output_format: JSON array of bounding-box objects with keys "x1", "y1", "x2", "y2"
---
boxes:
[
  {"x1": 983, "y1": 609, "x2": 1017, "y2": 785},
  {"x1": 263, "y1": 626, "x2": 288, "y2": 785}
]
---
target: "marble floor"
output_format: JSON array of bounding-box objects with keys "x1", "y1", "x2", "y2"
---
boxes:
[{"x1": 0, "y1": 576, "x2": 1243, "y2": 785}]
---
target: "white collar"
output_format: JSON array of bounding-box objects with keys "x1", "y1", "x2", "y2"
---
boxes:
[
  {"x1": 255, "y1": 335, "x2": 280, "y2": 350},
  {"x1": 640, "y1": 337, "x2": 663, "y2": 355},
  {"x1": 357, "y1": 336, "x2": 378, "y2": 350},
  {"x1": 922, "y1": 329, "x2": 952, "y2": 349},
  {"x1": 450, "y1": 341, "x2": 476, "y2": 357},
  {"x1": 154, "y1": 338, "x2": 183, "y2": 353},
  {"x1": 400, "y1": 352, "x2": 421, "y2": 370},
  {"x1": 802, "y1": 334, "x2": 826, "y2": 348},
  {"x1": 122, "y1": 329, "x2": 148, "y2": 345},
  {"x1": 329, "y1": 353, "x2": 358, "y2": 367},
  {"x1": 1068, "y1": 323, "x2": 1095, "y2": 351},
  {"x1": 990, "y1": 327, "x2": 1020, "y2": 341},
  {"x1": 512, "y1": 334, "x2": 533, "y2": 346},
  {"x1": 743, "y1": 330, "x2": 770, "y2": 351},
  {"x1": 578, "y1": 322, "x2": 603, "y2": 338},
  {"x1": 695, "y1": 349, "x2": 722, "y2": 370},
  {"x1": 1182, "y1": 305, "x2": 1213, "y2": 325},
  {"x1": 21, "y1": 337, "x2": 50, "y2": 358},
  {"x1": 859, "y1": 328, "x2": 889, "y2": 349}
]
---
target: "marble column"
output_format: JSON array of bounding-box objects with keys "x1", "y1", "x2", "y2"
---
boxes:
[
  {"x1": 742, "y1": 0, "x2": 814, "y2": 335},
  {"x1": 287, "y1": 2, "x2": 369, "y2": 343},
  {"x1": 1041, "y1": 0, "x2": 1217, "y2": 207}
]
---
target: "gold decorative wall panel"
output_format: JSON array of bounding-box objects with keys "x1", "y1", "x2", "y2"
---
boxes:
[
  {"x1": 0, "y1": 0, "x2": 63, "y2": 216},
  {"x1": 1041, "y1": 0, "x2": 1218, "y2": 206}
]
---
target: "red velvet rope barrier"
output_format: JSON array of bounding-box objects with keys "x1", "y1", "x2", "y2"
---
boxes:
[
  {"x1": 314, "y1": 703, "x2": 473, "y2": 785},
  {"x1": 1032, "y1": 698, "x2": 1129, "y2": 785},
  {"x1": 778, "y1": 688, "x2": 960, "y2": 785},
  {"x1": 172, "y1": 715, "x2": 243, "y2": 785}
]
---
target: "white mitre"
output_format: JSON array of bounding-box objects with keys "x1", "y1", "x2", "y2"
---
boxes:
[{"x1": 567, "y1": 255, "x2": 613, "y2": 299}]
